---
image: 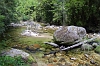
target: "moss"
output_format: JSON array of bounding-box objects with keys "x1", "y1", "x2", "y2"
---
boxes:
[
  {"x1": 0, "y1": 56, "x2": 30, "y2": 66},
  {"x1": 94, "y1": 46, "x2": 100, "y2": 54},
  {"x1": 27, "y1": 55, "x2": 36, "y2": 63},
  {"x1": 94, "y1": 38, "x2": 100, "y2": 44},
  {"x1": 43, "y1": 28, "x2": 56, "y2": 34}
]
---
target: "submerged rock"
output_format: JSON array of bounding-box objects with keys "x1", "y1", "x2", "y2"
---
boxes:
[{"x1": 53, "y1": 26, "x2": 86, "y2": 45}]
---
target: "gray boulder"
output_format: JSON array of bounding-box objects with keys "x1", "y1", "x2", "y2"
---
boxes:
[
  {"x1": 53, "y1": 26, "x2": 86, "y2": 44},
  {"x1": 1, "y1": 48, "x2": 29, "y2": 59}
]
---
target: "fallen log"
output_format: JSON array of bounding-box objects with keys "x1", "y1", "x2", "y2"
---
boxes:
[
  {"x1": 61, "y1": 37, "x2": 97, "y2": 50},
  {"x1": 44, "y1": 37, "x2": 97, "y2": 51}
]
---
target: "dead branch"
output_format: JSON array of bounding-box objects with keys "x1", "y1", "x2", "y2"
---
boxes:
[
  {"x1": 44, "y1": 42, "x2": 59, "y2": 47},
  {"x1": 61, "y1": 37, "x2": 97, "y2": 50}
]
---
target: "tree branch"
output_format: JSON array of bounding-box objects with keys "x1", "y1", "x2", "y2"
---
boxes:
[{"x1": 61, "y1": 37, "x2": 97, "y2": 50}]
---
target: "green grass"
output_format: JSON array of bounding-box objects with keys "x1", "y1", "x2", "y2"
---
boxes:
[
  {"x1": 18, "y1": 36, "x2": 51, "y2": 45},
  {"x1": 0, "y1": 56, "x2": 31, "y2": 66},
  {"x1": 0, "y1": 26, "x2": 53, "y2": 65},
  {"x1": 95, "y1": 46, "x2": 100, "y2": 54},
  {"x1": 0, "y1": 27, "x2": 53, "y2": 48}
]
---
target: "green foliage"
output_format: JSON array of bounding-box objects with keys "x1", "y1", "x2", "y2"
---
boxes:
[
  {"x1": 27, "y1": 55, "x2": 36, "y2": 63},
  {"x1": 0, "y1": 56, "x2": 28, "y2": 66},
  {"x1": 22, "y1": 16, "x2": 30, "y2": 21},
  {"x1": 0, "y1": 39, "x2": 12, "y2": 52},
  {"x1": 0, "y1": 15, "x2": 5, "y2": 35},
  {"x1": 0, "y1": 40, "x2": 8, "y2": 47},
  {"x1": 67, "y1": 0, "x2": 100, "y2": 32},
  {"x1": 34, "y1": 41, "x2": 53, "y2": 49},
  {"x1": 94, "y1": 38, "x2": 100, "y2": 43},
  {"x1": 0, "y1": 0, "x2": 19, "y2": 37},
  {"x1": 1, "y1": 0, "x2": 99, "y2": 33},
  {"x1": 94, "y1": 46, "x2": 100, "y2": 54},
  {"x1": 15, "y1": 0, "x2": 100, "y2": 32},
  {"x1": 16, "y1": 0, "x2": 38, "y2": 20}
]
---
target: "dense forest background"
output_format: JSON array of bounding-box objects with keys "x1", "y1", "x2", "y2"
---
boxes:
[{"x1": 0, "y1": 0, "x2": 100, "y2": 37}]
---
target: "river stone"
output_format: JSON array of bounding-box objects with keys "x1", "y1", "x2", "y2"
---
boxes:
[
  {"x1": 81, "y1": 44, "x2": 93, "y2": 51},
  {"x1": 1, "y1": 48, "x2": 29, "y2": 59},
  {"x1": 53, "y1": 26, "x2": 86, "y2": 44},
  {"x1": 92, "y1": 43, "x2": 98, "y2": 48}
]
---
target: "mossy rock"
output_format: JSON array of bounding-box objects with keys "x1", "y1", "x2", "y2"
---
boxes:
[
  {"x1": 94, "y1": 38, "x2": 100, "y2": 44},
  {"x1": 94, "y1": 46, "x2": 100, "y2": 54},
  {"x1": 81, "y1": 44, "x2": 93, "y2": 51}
]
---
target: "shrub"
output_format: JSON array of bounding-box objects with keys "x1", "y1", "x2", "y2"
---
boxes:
[
  {"x1": 0, "y1": 56, "x2": 29, "y2": 66},
  {"x1": 94, "y1": 46, "x2": 100, "y2": 54},
  {"x1": 22, "y1": 16, "x2": 30, "y2": 21},
  {"x1": 94, "y1": 38, "x2": 100, "y2": 45}
]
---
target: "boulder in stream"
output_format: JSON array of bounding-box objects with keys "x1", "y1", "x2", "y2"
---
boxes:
[
  {"x1": 53, "y1": 26, "x2": 86, "y2": 45},
  {"x1": 1, "y1": 48, "x2": 34, "y2": 61}
]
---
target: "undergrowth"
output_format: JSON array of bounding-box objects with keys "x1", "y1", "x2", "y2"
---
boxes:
[{"x1": 0, "y1": 56, "x2": 30, "y2": 66}]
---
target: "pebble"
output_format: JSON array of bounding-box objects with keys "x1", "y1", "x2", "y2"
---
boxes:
[
  {"x1": 70, "y1": 57, "x2": 77, "y2": 60},
  {"x1": 90, "y1": 59, "x2": 95, "y2": 64},
  {"x1": 40, "y1": 48, "x2": 45, "y2": 51},
  {"x1": 84, "y1": 54, "x2": 89, "y2": 58},
  {"x1": 53, "y1": 59, "x2": 57, "y2": 62},
  {"x1": 59, "y1": 58, "x2": 66, "y2": 62},
  {"x1": 57, "y1": 62, "x2": 72, "y2": 66}
]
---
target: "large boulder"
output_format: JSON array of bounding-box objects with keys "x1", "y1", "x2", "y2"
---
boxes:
[
  {"x1": 53, "y1": 26, "x2": 86, "y2": 45},
  {"x1": 1, "y1": 48, "x2": 34, "y2": 62}
]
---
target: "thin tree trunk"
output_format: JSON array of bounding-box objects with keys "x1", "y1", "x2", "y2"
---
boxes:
[
  {"x1": 44, "y1": 37, "x2": 97, "y2": 51},
  {"x1": 61, "y1": 37, "x2": 97, "y2": 50}
]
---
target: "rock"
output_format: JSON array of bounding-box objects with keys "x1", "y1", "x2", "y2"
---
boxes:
[
  {"x1": 90, "y1": 53, "x2": 100, "y2": 65},
  {"x1": 40, "y1": 48, "x2": 46, "y2": 51},
  {"x1": 45, "y1": 25, "x2": 60, "y2": 30},
  {"x1": 53, "y1": 59, "x2": 57, "y2": 62},
  {"x1": 85, "y1": 63, "x2": 90, "y2": 66},
  {"x1": 78, "y1": 63, "x2": 83, "y2": 66},
  {"x1": 53, "y1": 26, "x2": 86, "y2": 45},
  {"x1": 70, "y1": 57, "x2": 77, "y2": 60},
  {"x1": 9, "y1": 23, "x2": 22, "y2": 27},
  {"x1": 57, "y1": 62, "x2": 72, "y2": 66},
  {"x1": 59, "y1": 58, "x2": 66, "y2": 62},
  {"x1": 21, "y1": 30, "x2": 39, "y2": 36},
  {"x1": 1, "y1": 48, "x2": 29, "y2": 59},
  {"x1": 84, "y1": 54, "x2": 89, "y2": 58},
  {"x1": 92, "y1": 43, "x2": 98, "y2": 48},
  {"x1": 90, "y1": 59, "x2": 95, "y2": 64},
  {"x1": 1, "y1": 48, "x2": 35, "y2": 62},
  {"x1": 81, "y1": 43, "x2": 93, "y2": 51}
]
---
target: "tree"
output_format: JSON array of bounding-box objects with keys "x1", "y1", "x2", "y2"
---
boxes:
[
  {"x1": 67, "y1": 0, "x2": 100, "y2": 32},
  {"x1": 0, "y1": 0, "x2": 18, "y2": 37}
]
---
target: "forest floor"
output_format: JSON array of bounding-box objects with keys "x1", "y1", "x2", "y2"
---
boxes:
[{"x1": 1, "y1": 26, "x2": 100, "y2": 66}]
